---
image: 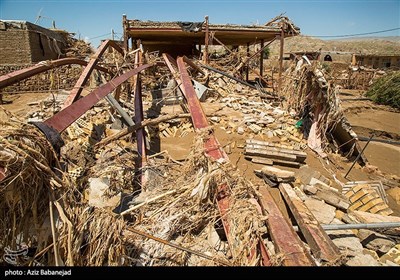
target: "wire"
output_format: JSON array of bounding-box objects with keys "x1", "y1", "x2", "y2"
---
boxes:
[
  {"x1": 88, "y1": 32, "x2": 111, "y2": 40},
  {"x1": 311, "y1": 27, "x2": 400, "y2": 38}
]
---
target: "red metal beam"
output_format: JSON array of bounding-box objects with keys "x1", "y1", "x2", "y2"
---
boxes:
[
  {"x1": 0, "y1": 58, "x2": 110, "y2": 90},
  {"x1": 257, "y1": 185, "x2": 315, "y2": 266},
  {"x1": 133, "y1": 52, "x2": 148, "y2": 188},
  {"x1": 44, "y1": 64, "x2": 153, "y2": 132},
  {"x1": 175, "y1": 56, "x2": 270, "y2": 266},
  {"x1": 63, "y1": 40, "x2": 124, "y2": 108}
]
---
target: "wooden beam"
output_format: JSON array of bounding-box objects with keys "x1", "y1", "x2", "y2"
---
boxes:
[
  {"x1": 279, "y1": 183, "x2": 341, "y2": 263},
  {"x1": 259, "y1": 39, "x2": 264, "y2": 78},
  {"x1": 246, "y1": 43, "x2": 250, "y2": 81},
  {"x1": 204, "y1": 15, "x2": 209, "y2": 64},
  {"x1": 278, "y1": 28, "x2": 284, "y2": 93},
  {"x1": 257, "y1": 185, "x2": 315, "y2": 266}
]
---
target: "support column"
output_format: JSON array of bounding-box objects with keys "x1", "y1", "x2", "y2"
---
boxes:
[
  {"x1": 278, "y1": 28, "x2": 284, "y2": 93},
  {"x1": 122, "y1": 14, "x2": 129, "y2": 52},
  {"x1": 246, "y1": 42, "x2": 250, "y2": 81},
  {"x1": 204, "y1": 15, "x2": 209, "y2": 64},
  {"x1": 259, "y1": 39, "x2": 264, "y2": 78}
]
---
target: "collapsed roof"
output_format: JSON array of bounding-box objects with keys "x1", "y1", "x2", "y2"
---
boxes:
[{"x1": 123, "y1": 15, "x2": 300, "y2": 55}]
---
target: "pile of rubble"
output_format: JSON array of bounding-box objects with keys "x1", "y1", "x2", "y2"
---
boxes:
[{"x1": 0, "y1": 41, "x2": 399, "y2": 267}]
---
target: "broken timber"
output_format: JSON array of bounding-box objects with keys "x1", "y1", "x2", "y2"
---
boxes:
[
  {"x1": 279, "y1": 183, "x2": 341, "y2": 263},
  {"x1": 257, "y1": 185, "x2": 315, "y2": 266},
  {"x1": 174, "y1": 56, "x2": 270, "y2": 266}
]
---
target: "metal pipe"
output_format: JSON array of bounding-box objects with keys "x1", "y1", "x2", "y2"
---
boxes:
[
  {"x1": 104, "y1": 94, "x2": 134, "y2": 126},
  {"x1": 293, "y1": 222, "x2": 400, "y2": 232},
  {"x1": 358, "y1": 136, "x2": 400, "y2": 146},
  {"x1": 344, "y1": 133, "x2": 374, "y2": 178}
]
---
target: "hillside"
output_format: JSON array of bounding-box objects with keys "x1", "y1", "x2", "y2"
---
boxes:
[{"x1": 269, "y1": 35, "x2": 400, "y2": 56}]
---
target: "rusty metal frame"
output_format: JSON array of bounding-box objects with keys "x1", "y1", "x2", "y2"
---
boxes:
[
  {"x1": 174, "y1": 56, "x2": 271, "y2": 266},
  {"x1": 63, "y1": 40, "x2": 124, "y2": 108},
  {"x1": 0, "y1": 58, "x2": 110, "y2": 90},
  {"x1": 133, "y1": 51, "x2": 148, "y2": 188},
  {"x1": 44, "y1": 63, "x2": 153, "y2": 132}
]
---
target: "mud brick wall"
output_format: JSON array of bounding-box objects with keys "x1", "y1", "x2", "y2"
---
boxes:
[
  {"x1": 0, "y1": 30, "x2": 32, "y2": 64},
  {"x1": 0, "y1": 64, "x2": 84, "y2": 93},
  {"x1": 0, "y1": 29, "x2": 65, "y2": 64},
  {"x1": 29, "y1": 31, "x2": 65, "y2": 62}
]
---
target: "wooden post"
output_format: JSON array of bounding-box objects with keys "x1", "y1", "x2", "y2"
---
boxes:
[
  {"x1": 246, "y1": 43, "x2": 250, "y2": 81},
  {"x1": 122, "y1": 14, "x2": 129, "y2": 52},
  {"x1": 278, "y1": 28, "x2": 284, "y2": 93},
  {"x1": 257, "y1": 185, "x2": 315, "y2": 266},
  {"x1": 259, "y1": 39, "x2": 264, "y2": 78},
  {"x1": 204, "y1": 15, "x2": 209, "y2": 64}
]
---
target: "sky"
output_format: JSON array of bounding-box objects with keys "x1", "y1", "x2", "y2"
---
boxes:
[{"x1": 1, "y1": 0, "x2": 399, "y2": 48}]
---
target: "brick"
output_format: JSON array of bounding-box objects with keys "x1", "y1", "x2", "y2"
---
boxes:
[
  {"x1": 349, "y1": 189, "x2": 370, "y2": 203},
  {"x1": 357, "y1": 198, "x2": 382, "y2": 212},
  {"x1": 361, "y1": 192, "x2": 379, "y2": 204},
  {"x1": 369, "y1": 203, "x2": 391, "y2": 214},
  {"x1": 377, "y1": 209, "x2": 394, "y2": 216},
  {"x1": 349, "y1": 200, "x2": 363, "y2": 211},
  {"x1": 345, "y1": 190, "x2": 355, "y2": 198},
  {"x1": 350, "y1": 184, "x2": 370, "y2": 193}
]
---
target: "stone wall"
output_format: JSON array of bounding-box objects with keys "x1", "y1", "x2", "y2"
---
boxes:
[{"x1": 0, "y1": 64, "x2": 84, "y2": 93}]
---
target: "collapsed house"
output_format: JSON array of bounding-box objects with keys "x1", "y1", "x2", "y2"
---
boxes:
[
  {"x1": 0, "y1": 20, "x2": 66, "y2": 64},
  {"x1": 0, "y1": 15, "x2": 399, "y2": 267}
]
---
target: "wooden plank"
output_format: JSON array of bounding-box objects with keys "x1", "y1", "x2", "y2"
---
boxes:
[
  {"x1": 271, "y1": 159, "x2": 302, "y2": 168},
  {"x1": 247, "y1": 155, "x2": 301, "y2": 168},
  {"x1": 245, "y1": 148, "x2": 297, "y2": 162},
  {"x1": 246, "y1": 141, "x2": 307, "y2": 162},
  {"x1": 250, "y1": 156, "x2": 273, "y2": 165},
  {"x1": 257, "y1": 185, "x2": 315, "y2": 266},
  {"x1": 279, "y1": 183, "x2": 341, "y2": 262}
]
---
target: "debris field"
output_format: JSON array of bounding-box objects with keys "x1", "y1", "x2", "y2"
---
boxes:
[{"x1": 0, "y1": 15, "x2": 399, "y2": 267}]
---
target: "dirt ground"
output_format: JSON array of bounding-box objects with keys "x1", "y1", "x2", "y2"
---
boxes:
[{"x1": 1, "y1": 88, "x2": 399, "y2": 216}]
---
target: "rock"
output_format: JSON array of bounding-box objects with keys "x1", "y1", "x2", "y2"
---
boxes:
[
  {"x1": 265, "y1": 130, "x2": 274, "y2": 138},
  {"x1": 329, "y1": 219, "x2": 364, "y2": 256},
  {"x1": 296, "y1": 165, "x2": 331, "y2": 186},
  {"x1": 248, "y1": 123, "x2": 262, "y2": 133},
  {"x1": 357, "y1": 229, "x2": 396, "y2": 255},
  {"x1": 86, "y1": 177, "x2": 121, "y2": 209},
  {"x1": 258, "y1": 166, "x2": 295, "y2": 183},
  {"x1": 346, "y1": 253, "x2": 380, "y2": 266},
  {"x1": 304, "y1": 198, "x2": 336, "y2": 224},
  {"x1": 237, "y1": 126, "x2": 245, "y2": 135},
  {"x1": 380, "y1": 244, "x2": 400, "y2": 265},
  {"x1": 210, "y1": 116, "x2": 220, "y2": 123}
]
